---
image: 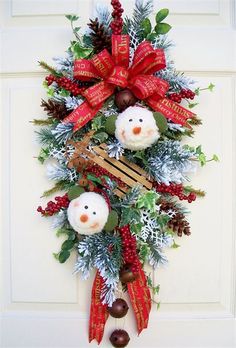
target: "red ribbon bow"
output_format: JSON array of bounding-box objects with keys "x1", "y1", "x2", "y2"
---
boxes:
[{"x1": 64, "y1": 35, "x2": 195, "y2": 131}]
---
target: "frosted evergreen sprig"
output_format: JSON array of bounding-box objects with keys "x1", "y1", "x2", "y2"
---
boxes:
[
  {"x1": 146, "y1": 140, "x2": 196, "y2": 185},
  {"x1": 51, "y1": 123, "x2": 74, "y2": 144},
  {"x1": 46, "y1": 162, "x2": 78, "y2": 182},
  {"x1": 75, "y1": 232, "x2": 122, "y2": 306},
  {"x1": 53, "y1": 51, "x2": 74, "y2": 78},
  {"x1": 95, "y1": 4, "x2": 112, "y2": 30}
]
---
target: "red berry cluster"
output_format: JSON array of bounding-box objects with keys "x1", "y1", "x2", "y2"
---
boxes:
[
  {"x1": 37, "y1": 194, "x2": 69, "y2": 216},
  {"x1": 45, "y1": 75, "x2": 83, "y2": 96},
  {"x1": 110, "y1": 0, "x2": 124, "y2": 35},
  {"x1": 119, "y1": 225, "x2": 140, "y2": 274},
  {"x1": 168, "y1": 89, "x2": 195, "y2": 104},
  {"x1": 86, "y1": 164, "x2": 126, "y2": 188},
  {"x1": 153, "y1": 182, "x2": 197, "y2": 203}
]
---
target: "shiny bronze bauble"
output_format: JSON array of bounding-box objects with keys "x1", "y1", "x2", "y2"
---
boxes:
[
  {"x1": 119, "y1": 264, "x2": 138, "y2": 284},
  {"x1": 108, "y1": 298, "x2": 129, "y2": 318},
  {"x1": 115, "y1": 89, "x2": 137, "y2": 111},
  {"x1": 109, "y1": 329, "x2": 130, "y2": 348}
]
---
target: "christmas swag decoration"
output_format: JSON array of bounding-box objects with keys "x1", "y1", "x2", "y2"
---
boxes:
[{"x1": 35, "y1": 1, "x2": 218, "y2": 346}]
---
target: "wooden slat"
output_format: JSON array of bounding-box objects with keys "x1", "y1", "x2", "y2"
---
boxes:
[
  {"x1": 93, "y1": 146, "x2": 152, "y2": 189},
  {"x1": 99, "y1": 143, "x2": 151, "y2": 179}
]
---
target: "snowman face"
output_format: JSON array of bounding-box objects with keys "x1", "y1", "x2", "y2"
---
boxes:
[
  {"x1": 67, "y1": 192, "x2": 109, "y2": 235},
  {"x1": 115, "y1": 106, "x2": 159, "y2": 151}
]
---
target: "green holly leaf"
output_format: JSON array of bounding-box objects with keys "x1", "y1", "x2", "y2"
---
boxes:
[
  {"x1": 71, "y1": 42, "x2": 93, "y2": 59},
  {"x1": 92, "y1": 115, "x2": 106, "y2": 131},
  {"x1": 141, "y1": 18, "x2": 152, "y2": 37},
  {"x1": 194, "y1": 87, "x2": 200, "y2": 96},
  {"x1": 130, "y1": 222, "x2": 143, "y2": 235},
  {"x1": 198, "y1": 153, "x2": 207, "y2": 166},
  {"x1": 155, "y1": 23, "x2": 172, "y2": 35},
  {"x1": 92, "y1": 131, "x2": 108, "y2": 143},
  {"x1": 156, "y1": 8, "x2": 169, "y2": 23},
  {"x1": 136, "y1": 191, "x2": 159, "y2": 213},
  {"x1": 138, "y1": 243, "x2": 150, "y2": 263},
  {"x1": 120, "y1": 207, "x2": 140, "y2": 227},
  {"x1": 65, "y1": 14, "x2": 79, "y2": 22}
]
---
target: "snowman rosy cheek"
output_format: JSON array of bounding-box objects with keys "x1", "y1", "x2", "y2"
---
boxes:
[
  {"x1": 73, "y1": 201, "x2": 80, "y2": 207},
  {"x1": 147, "y1": 129, "x2": 154, "y2": 136}
]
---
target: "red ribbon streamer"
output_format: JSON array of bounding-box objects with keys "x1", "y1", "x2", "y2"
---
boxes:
[
  {"x1": 127, "y1": 267, "x2": 152, "y2": 334},
  {"x1": 89, "y1": 272, "x2": 109, "y2": 344},
  {"x1": 89, "y1": 268, "x2": 152, "y2": 343}
]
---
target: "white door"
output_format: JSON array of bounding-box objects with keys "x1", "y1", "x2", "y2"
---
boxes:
[{"x1": 1, "y1": 0, "x2": 236, "y2": 347}]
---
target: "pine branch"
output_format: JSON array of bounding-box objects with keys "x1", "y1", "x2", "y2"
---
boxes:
[
  {"x1": 183, "y1": 186, "x2": 206, "y2": 197},
  {"x1": 41, "y1": 181, "x2": 69, "y2": 197},
  {"x1": 31, "y1": 118, "x2": 56, "y2": 126},
  {"x1": 188, "y1": 116, "x2": 202, "y2": 126},
  {"x1": 35, "y1": 127, "x2": 56, "y2": 146},
  {"x1": 38, "y1": 61, "x2": 60, "y2": 76}
]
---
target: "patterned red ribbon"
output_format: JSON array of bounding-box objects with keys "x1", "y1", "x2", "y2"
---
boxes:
[
  {"x1": 89, "y1": 271, "x2": 109, "y2": 344},
  {"x1": 127, "y1": 266, "x2": 152, "y2": 334},
  {"x1": 63, "y1": 35, "x2": 172, "y2": 131},
  {"x1": 89, "y1": 267, "x2": 152, "y2": 343}
]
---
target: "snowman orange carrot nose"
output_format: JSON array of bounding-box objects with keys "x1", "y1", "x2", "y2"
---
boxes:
[
  {"x1": 133, "y1": 127, "x2": 141, "y2": 135},
  {"x1": 80, "y1": 214, "x2": 88, "y2": 223}
]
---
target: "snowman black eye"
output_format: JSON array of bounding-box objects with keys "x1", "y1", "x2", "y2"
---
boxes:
[
  {"x1": 139, "y1": 119, "x2": 143, "y2": 122},
  {"x1": 93, "y1": 212, "x2": 96, "y2": 215},
  {"x1": 129, "y1": 119, "x2": 133, "y2": 122},
  {"x1": 84, "y1": 205, "x2": 88, "y2": 209}
]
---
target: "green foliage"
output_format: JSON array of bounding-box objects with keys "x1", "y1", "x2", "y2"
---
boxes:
[
  {"x1": 37, "y1": 148, "x2": 50, "y2": 164},
  {"x1": 67, "y1": 186, "x2": 85, "y2": 200},
  {"x1": 138, "y1": 242, "x2": 150, "y2": 263},
  {"x1": 120, "y1": 206, "x2": 140, "y2": 227},
  {"x1": 54, "y1": 226, "x2": 78, "y2": 263},
  {"x1": 42, "y1": 181, "x2": 70, "y2": 197},
  {"x1": 154, "y1": 8, "x2": 171, "y2": 35},
  {"x1": 147, "y1": 274, "x2": 160, "y2": 295},
  {"x1": 65, "y1": 14, "x2": 79, "y2": 22},
  {"x1": 195, "y1": 83, "x2": 215, "y2": 96},
  {"x1": 105, "y1": 115, "x2": 117, "y2": 135},
  {"x1": 39, "y1": 61, "x2": 60, "y2": 76},
  {"x1": 104, "y1": 210, "x2": 119, "y2": 232},
  {"x1": 70, "y1": 41, "x2": 93, "y2": 59},
  {"x1": 92, "y1": 114, "x2": 106, "y2": 131},
  {"x1": 155, "y1": 23, "x2": 172, "y2": 35},
  {"x1": 153, "y1": 112, "x2": 168, "y2": 133},
  {"x1": 141, "y1": 18, "x2": 152, "y2": 37},
  {"x1": 156, "y1": 8, "x2": 169, "y2": 23},
  {"x1": 136, "y1": 190, "x2": 159, "y2": 213},
  {"x1": 92, "y1": 131, "x2": 109, "y2": 143}
]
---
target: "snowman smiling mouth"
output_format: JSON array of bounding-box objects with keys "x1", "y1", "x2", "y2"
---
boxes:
[{"x1": 80, "y1": 214, "x2": 99, "y2": 229}]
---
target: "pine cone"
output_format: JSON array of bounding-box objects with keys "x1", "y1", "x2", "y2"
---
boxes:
[
  {"x1": 40, "y1": 99, "x2": 70, "y2": 120},
  {"x1": 160, "y1": 200, "x2": 191, "y2": 237},
  {"x1": 88, "y1": 18, "x2": 111, "y2": 53}
]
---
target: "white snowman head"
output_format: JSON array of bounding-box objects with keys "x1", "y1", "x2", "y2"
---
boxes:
[
  {"x1": 67, "y1": 192, "x2": 109, "y2": 235},
  {"x1": 115, "y1": 106, "x2": 160, "y2": 151}
]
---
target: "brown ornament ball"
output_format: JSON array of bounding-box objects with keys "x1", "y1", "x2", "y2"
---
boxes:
[
  {"x1": 78, "y1": 177, "x2": 88, "y2": 187},
  {"x1": 108, "y1": 298, "x2": 129, "y2": 318},
  {"x1": 110, "y1": 329, "x2": 130, "y2": 348},
  {"x1": 115, "y1": 89, "x2": 137, "y2": 111},
  {"x1": 119, "y1": 264, "x2": 138, "y2": 284}
]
